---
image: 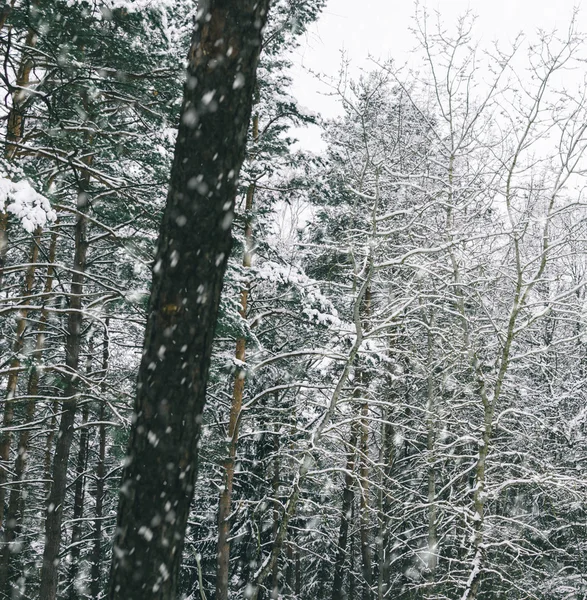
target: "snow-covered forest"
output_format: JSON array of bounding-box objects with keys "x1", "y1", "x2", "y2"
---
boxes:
[{"x1": 0, "y1": 1, "x2": 586, "y2": 599}]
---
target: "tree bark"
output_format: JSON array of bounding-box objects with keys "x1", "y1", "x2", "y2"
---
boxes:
[
  {"x1": 270, "y1": 430, "x2": 281, "y2": 598},
  {"x1": 5, "y1": 23, "x2": 36, "y2": 161},
  {"x1": 0, "y1": 0, "x2": 15, "y2": 31},
  {"x1": 43, "y1": 401, "x2": 58, "y2": 498},
  {"x1": 331, "y1": 426, "x2": 358, "y2": 600},
  {"x1": 0, "y1": 14, "x2": 38, "y2": 290},
  {"x1": 425, "y1": 326, "x2": 438, "y2": 579},
  {"x1": 376, "y1": 412, "x2": 394, "y2": 600},
  {"x1": 0, "y1": 231, "x2": 41, "y2": 529},
  {"x1": 216, "y1": 112, "x2": 259, "y2": 600},
  {"x1": 295, "y1": 548, "x2": 301, "y2": 598},
  {"x1": 90, "y1": 320, "x2": 109, "y2": 599},
  {"x1": 357, "y1": 287, "x2": 373, "y2": 600},
  {"x1": 38, "y1": 169, "x2": 91, "y2": 600},
  {"x1": 67, "y1": 401, "x2": 90, "y2": 600},
  {"x1": 358, "y1": 381, "x2": 373, "y2": 600},
  {"x1": 107, "y1": 2, "x2": 270, "y2": 599},
  {"x1": 0, "y1": 228, "x2": 57, "y2": 594}
]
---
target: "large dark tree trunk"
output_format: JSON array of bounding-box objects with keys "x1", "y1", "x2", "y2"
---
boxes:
[{"x1": 107, "y1": 2, "x2": 270, "y2": 599}]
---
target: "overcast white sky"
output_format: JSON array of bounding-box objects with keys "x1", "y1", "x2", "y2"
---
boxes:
[{"x1": 289, "y1": 0, "x2": 585, "y2": 149}]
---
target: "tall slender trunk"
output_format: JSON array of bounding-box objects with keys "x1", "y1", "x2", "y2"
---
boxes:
[
  {"x1": 0, "y1": 15, "x2": 38, "y2": 290},
  {"x1": 358, "y1": 287, "x2": 372, "y2": 600},
  {"x1": 67, "y1": 400, "x2": 90, "y2": 599},
  {"x1": 108, "y1": 3, "x2": 270, "y2": 598},
  {"x1": 0, "y1": 0, "x2": 16, "y2": 31},
  {"x1": 270, "y1": 429, "x2": 280, "y2": 598},
  {"x1": 286, "y1": 542, "x2": 294, "y2": 594},
  {"x1": 39, "y1": 163, "x2": 91, "y2": 600},
  {"x1": 462, "y1": 414, "x2": 491, "y2": 600},
  {"x1": 331, "y1": 425, "x2": 358, "y2": 600},
  {"x1": 0, "y1": 228, "x2": 57, "y2": 593},
  {"x1": 216, "y1": 112, "x2": 259, "y2": 600},
  {"x1": 0, "y1": 232, "x2": 40, "y2": 528},
  {"x1": 376, "y1": 410, "x2": 395, "y2": 600},
  {"x1": 358, "y1": 386, "x2": 372, "y2": 600},
  {"x1": 5, "y1": 25, "x2": 36, "y2": 161},
  {"x1": 349, "y1": 504, "x2": 356, "y2": 600},
  {"x1": 295, "y1": 548, "x2": 301, "y2": 598},
  {"x1": 90, "y1": 320, "x2": 109, "y2": 599},
  {"x1": 425, "y1": 323, "x2": 438, "y2": 579},
  {"x1": 43, "y1": 401, "x2": 58, "y2": 497}
]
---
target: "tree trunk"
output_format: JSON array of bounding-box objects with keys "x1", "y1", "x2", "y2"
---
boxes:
[
  {"x1": 5, "y1": 23, "x2": 36, "y2": 161},
  {"x1": 107, "y1": 3, "x2": 270, "y2": 599},
  {"x1": 286, "y1": 542, "x2": 294, "y2": 594},
  {"x1": 38, "y1": 173, "x2": 91, "y2": 600},
  {"x1": 376, "y1": 411, "x2": 394, "y2": 600},
  {"x1": 425, "y1": 321, "x2": 438, "y2": 583},
  {"x1": 295, "y1": 548, "x2": 301, "y2": 598},
  {"x1": 331, "y1": 426, "x2": 358, "y2": 600},
  {"x1": 216, "y1": 112, "x2": 259, "y2": 600},
  {"x1": 90, "y1": 320, "x2": 109, "y2": 599},
  {"x1": 0, "y1": 0, "x2": 15, "y2": 31},
  {"x1": 67, "y1": 401, "x2": 90, "y2": 599},
  {"x1": 270, "y1": 430, "x2": 280, "y2": 598},
  {"x1": 0, "y1": 15, "x2": 38, "y2": 290},
  {"x1": 0, "y1": 232, "x2": 41, "y2": 528},
  {"x1": 358, "y1": 286, "x2": 372, "y2": 600},
  {"x1": 462, "y1": 415, "x2": 491, "y2": 600},
  {"x1": 349, "y1": 506, "x2": 356, "y2": 600},
  {"x1": 0, "y1": 228, "x2": 57, "y2": 594},
  {"x1": 358, "y1": 389, "x2": 373, "y2": 600}
]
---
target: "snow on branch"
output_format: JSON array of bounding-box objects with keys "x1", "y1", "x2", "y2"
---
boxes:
[{"x1": 0, "y1": 177, "x2": 57, "y2": 233}]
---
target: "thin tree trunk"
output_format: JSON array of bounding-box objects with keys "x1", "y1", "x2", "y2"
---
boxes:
[
  {"x1": 0, "y1": 231, "x2": 41, "y2": 528},
  {"x1": 43, "y1": 400, "x2": 58, "y2": 497},
  {"x1": 90, "y1": 319, "x2": 109, "y2": 599},
  {"x1": 67, "y1": 400, "x2": 90, "y2": 599},
  {"x1": 270, "y1": 429, "x2": 280, "y2": 598},
  {"x1": 0, "y1": 0, "x2": 15, "y2": 31},
  {"x1": 376, "y1": 411, "x2": 394, "y2": 600},
  {"x1": 331, "y1": 426, "x2": 358, "y2": 600},
  {"x1": 216, "y1": 111, "x2": 259, "y2": 600},
  {"x1": 286, "y1": 542, "x2": 294, "y2": 594},
  {"x1": 38, "y1": 163, "x2": 91, "y2": 600},
  {"x1": 5, "y1": 24, "x2": 36, "y2": 161},
  {"x1": 358, "y1": 287, "x2": 372, "y2": 600},
  {"x1": 349, "y1": 505, "x2": 356, "y2": 600},
  {"x1": 295, "y1": 548, "x2": 301, "y2": 598},
  {"x1": 462, "y1": 415, "x2": 491, "y2": 600},
  {"x1": 426, "y1": 327, "x2": 438, "y2": 578},
  {"x1": 0, "y1": 228, "x2": 57, "y2": 593},
  {"x1": 358, "y1": 388, "x2": 372, "y2": 600},
  {"x1": 107, "y1": 3, "x2": 270, "y2": 598},
  {"x1": 0, "y1": 14, "x2": 38, "y2": 290}
]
